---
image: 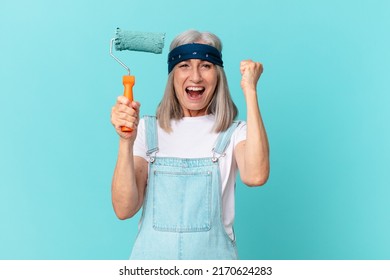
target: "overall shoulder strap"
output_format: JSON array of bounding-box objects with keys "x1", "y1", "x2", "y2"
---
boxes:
[
  {"x1": 213, "y1": 121, "x2": 241, "y2": 156},
  {"x1": 143, "y1": 115, "x2": 159, "y2": 156}
]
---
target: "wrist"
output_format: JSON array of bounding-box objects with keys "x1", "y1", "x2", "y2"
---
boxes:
[
  {"x1": 243, "y1": 87, "x2": 257, "y2": 98},
  {"x1": 119, "y1": 137, "x2": 134, "y2": 151}
]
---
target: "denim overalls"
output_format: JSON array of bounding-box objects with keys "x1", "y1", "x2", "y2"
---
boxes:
[{"x1": 130, "y1": 116, "x2": 240, "y2": 260}]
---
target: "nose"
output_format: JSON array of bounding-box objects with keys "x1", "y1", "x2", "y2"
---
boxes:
[{"x1": 190, "y1": 67, "x2": 202, "y2": 83}]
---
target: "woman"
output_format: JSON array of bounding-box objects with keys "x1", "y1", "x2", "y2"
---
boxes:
[{"x1": 110, "y1": 30, "x2": 269, "y2": 259}]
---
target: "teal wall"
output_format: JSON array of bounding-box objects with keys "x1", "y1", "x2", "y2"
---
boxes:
[{"x1": 1, "y1": 0, "x2": 389, "y2": 259}]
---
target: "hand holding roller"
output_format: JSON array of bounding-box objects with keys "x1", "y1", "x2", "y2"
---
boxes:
[{"x1": 110, "y1": 28, "x2": 165, "y2": 132}]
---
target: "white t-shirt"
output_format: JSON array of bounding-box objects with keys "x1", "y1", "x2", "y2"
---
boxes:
[{"x1": 133, "y1": 115, "x2": 247, "y2": 239}]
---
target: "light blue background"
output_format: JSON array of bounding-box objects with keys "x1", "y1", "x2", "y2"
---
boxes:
[{"x1": 1, "y1": 0, "x2": 389, "y2": 259}]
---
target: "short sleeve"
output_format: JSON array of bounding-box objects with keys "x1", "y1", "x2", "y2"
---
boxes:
[
  {"x1": 233, "y1": 121, "x2": 247, "y2": 147},
  {"x1": 133, "y1": 118, "x2": 148, "y2": 161}
]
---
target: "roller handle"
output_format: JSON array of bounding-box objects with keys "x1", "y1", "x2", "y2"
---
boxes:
[{"x1": 121, "y1": 75, "x2": 135, "y2": 132}]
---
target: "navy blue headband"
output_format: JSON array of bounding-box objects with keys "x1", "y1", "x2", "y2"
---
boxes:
[{"x1": 168, "y1": 43, "x2": 223, "y2": 73}]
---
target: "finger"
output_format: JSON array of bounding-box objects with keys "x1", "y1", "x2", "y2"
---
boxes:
[
  {"x1": 130, "y1": 101, "x2": 141, "y2": 112},
  {"x1": 254, "y1": 62, "x2": 264, "y2": 75},
  {"x1": 259, "y1": 62, "x2": 264, "y2": 72},
  {"x1": 240, "y1": 60, "x2": 254, "y2": 68},
  {"x1": 114, "y1": 113, "x2": 137, "y2": 130},
  {"x1": 240, "y1": 63, "x2": 247, "y2": 75},
  {"x1": 117, "y1": 103, "x2": 134, "y2": 114},
  {"x1": 240, "y1": 60, "x2": 252, "y2": 74},
  {"x1": 111, "y1": 115, "x2": 122, "y2": 129},
  {"x1": 115, "y1": 100, "x2": 141, "y2": 116},
  {"x1": 241, "y1": 59, "x2": 253, "y2": 65},
  {"x1": 241, "y1": 61, "x2": 263, "y2": 76},
  {"x1": 128, "y1": 115, "x2": 139, "y2": 127},
  {"x1": 111, "y1": 107, "x2": 136, "y2": 126},
  {"x1": 111, "y1": 106, "x2": 122, "y2": 126},
  {"x1": 116, "y1": 106, "x2": 139, "y2": 121},
  {"x1": 116, "y1": 105, "x2": 140, "y2": 122},
  {"x1": 112, "y1": 114, "x2": 137, "y2": 129},
  {"x1": 118, "y1": 118, "x2": 138, "y2": 130},
  {"x1": 117, "y1": 95, "x2": 131, "y2": 106}
]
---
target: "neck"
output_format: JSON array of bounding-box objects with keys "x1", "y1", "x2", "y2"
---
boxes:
[{"x1": 183, "y1": 109, "x2": 207, "y2": 117}]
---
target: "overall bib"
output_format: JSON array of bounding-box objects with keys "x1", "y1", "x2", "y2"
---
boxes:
[{"x1": 130, "y1": 116, "x2": 239, "y2": 260}]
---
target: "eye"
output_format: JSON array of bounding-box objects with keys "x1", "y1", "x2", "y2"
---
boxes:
[
  {"x1": 201, "y1": 62, "x2": 213, "y2": 69},
  {"x1": 178, "y1": 62, "x2": 189, "y2": 68}
]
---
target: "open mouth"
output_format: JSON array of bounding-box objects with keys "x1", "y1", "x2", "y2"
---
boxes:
[{"x1": 185, "y1": 86, "x2": 205, "y2": 99}]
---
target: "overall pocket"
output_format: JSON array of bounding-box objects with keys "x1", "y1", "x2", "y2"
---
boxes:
[{"x1": 152, "y1": 170, "x2": 212, "y2": 232}]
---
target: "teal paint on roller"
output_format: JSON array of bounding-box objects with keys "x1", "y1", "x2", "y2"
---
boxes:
[{"x1": 114, "y1": 28, "x2": 165, "y2": 54}]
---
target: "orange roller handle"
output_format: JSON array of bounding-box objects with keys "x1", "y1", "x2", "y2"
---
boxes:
[{"x1": 121, "y1": 75, "x2": 135, "y2": 132}]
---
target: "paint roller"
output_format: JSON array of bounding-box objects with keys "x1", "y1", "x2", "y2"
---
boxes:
[{"x1": 110, "y1": 28, "x2": 165, "y2": 131}]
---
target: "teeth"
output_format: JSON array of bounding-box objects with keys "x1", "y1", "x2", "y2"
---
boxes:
[{"x1": 187, "y1": 87, "x2": 204, "y2": 91}]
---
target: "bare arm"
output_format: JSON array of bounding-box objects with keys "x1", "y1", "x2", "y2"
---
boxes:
[
  {"x1": 110, "y1": 96, "x2": 148, "y2": 219},
  {"x1": 235, "y1": 60, "x2": 270, "y2": 187}
]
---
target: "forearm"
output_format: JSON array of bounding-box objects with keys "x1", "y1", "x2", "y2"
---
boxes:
[
  {"x1": 243, "y1": 89, "x2": 270, "y2": 186},
  {"x1": 111, "y1": 139, "x2": 140, "y2": 219}
]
